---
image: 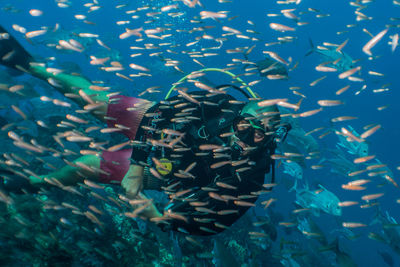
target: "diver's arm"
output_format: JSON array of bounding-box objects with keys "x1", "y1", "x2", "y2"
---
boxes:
[
  {"x1": 29, "y1": 154, "x2": 101, "y2": 186},
  {"x1": 28, "y1": 64, "x2": 109, "y2": 122}
]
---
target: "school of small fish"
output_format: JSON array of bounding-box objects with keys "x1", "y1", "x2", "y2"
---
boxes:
[{"x1": 0, "y1": 0, "x2": 399, "y2": 266}]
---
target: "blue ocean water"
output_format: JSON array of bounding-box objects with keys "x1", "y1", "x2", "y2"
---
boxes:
[{"x1": 0, "y1": 0, "x2": 399, "y2": 266}]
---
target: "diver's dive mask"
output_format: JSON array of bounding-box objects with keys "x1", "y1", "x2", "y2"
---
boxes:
[
  {"x1": 231, "y1": 113, "x2": 270, "y2": 159},
  {"x1": 231, "y1": 113, "x2": 291, "y2": 159},
  {"x1": 232, "y1": 113, "x2": 267, "y2": 147}
]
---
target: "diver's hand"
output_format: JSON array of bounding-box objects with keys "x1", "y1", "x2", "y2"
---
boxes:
[
  {"x1": 121, "y1": 175, "x2": 143, "y2": 198},
  {"x1": 121, "y1": 165, "x2": 144, "y2": 198}
]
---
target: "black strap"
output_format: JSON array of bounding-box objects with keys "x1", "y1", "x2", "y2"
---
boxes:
[
  {"x1": 270, "y1": 159, "x2": 275, "y2": 184},
  {"x1": 215, "y1": 84, "x2": 251, "y2": 99}
]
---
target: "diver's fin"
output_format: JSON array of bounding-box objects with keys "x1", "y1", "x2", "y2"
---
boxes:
[
  {"x1": 305, "y1": 38, "x2": 314, "y2": 56},
  {"x1": 0, "y1": 25, "x2": 33, "y2": 72},
  {"x1": 0, "y1": 168, "x2": 39, "y2": 194}
]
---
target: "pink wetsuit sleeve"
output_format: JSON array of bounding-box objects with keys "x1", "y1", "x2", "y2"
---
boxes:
[
  {"x1": 99, "y1": 95, "x2": 154, "y2": 184},
  {"x1": 105, "y1": 95, "x2": 154, "y2": 140}
]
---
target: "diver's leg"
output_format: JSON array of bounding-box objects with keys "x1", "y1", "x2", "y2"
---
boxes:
[
  {"x1": 28, "y1": 64, "x2": 109, "y2": 122},
  {"x1": 0, "y1": 25, "x2": 108, "y2": 122},
  {"x1": 30, "y1": 147, "x2": 134, "y2": 186},
  {"x1": 29, "y1": 154, "x2": 101, "y2": 186}
]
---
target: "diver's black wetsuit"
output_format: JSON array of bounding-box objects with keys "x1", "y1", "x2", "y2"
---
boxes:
[{"x1": 132, "y1": 91, "x2": 274, "y2": 235}]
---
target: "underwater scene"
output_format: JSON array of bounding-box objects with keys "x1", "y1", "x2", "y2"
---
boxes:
[{"x1": 0, "y1": 0, "x2": 399, "y2": 266}]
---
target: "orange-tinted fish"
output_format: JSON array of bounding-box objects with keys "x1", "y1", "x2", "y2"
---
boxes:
[
  {"x1": 279, "y1": 222, "x2": 296, "y2": 227},
  {"x1": 331, "y1": 116, "x2": 358, "y2": 122},
  {"x1": 177, "y1": 90, "x2": 200, "y2": 105},
  {"x1": 341, "y1": 127, "x2": 364, "y2": 142},
  {"x1": 338, "y1": 66, "x2": 361, "y2": 79},
  {"x1": 234, "y1": 200, "x2": 255, "y2": 207},
  {"x1": 360, "y1": 125, "x2": 381, "y2": 139},
  {"x1": 66, "y1": 135, "x2": 92, "y2": 142},
  {"x1": 216, "y1": 182, "x2": 237, "y2": 190},
  {"x1": 262, "y1": 198, "x2": 277, "y2": 209},
  {"x1": 258, "y1": 98, "x2": 287, "y2": 107},
  {"x1": 200, "y1": 11, "x2": 227, "y2": 19},
  {"x1": 354, "y1": 155, "x2": 375, "y2": 164},
  {"x1": 66, "y1": 114, "x2": 88, "y2": 124},
  {"x1": 292, "y1": 208, "x2": 311, "y2": 214},
  {"x1": 297, "y1": 108, "x2": 323, "y2": 118},
  {"x1": 384, "y1": 175, "x2": 399, "y2": 189},
  {"x1": 348, "y1": 169, "x2": 368, "y2": 177},
  {"x1": 336, "y1": 85, "x2": 350, "y2": 95},
  {"x1": 342, "y1": 222, "x2": 367, "y2": 228},
  {"x1": 309, "y1": 76, "x2": 327, "y2": 88},
  {"x1": 361, "y1": 193, "x2": 384, "y2": 201},
  {"x1": 317, "y1": 100, "x2": 344, "y2": 107},
  {"x1": 210, "y1": 161, "x2": 231, "y2": 169},
  {"x1": 349, "y1": 179, "x2": 371, "y2": 186},
  {"x1": 338, "y1": 201, "x2": 359, "y2": 207},
  {"x1": 315, "y1": 65, "x2": 337, "y2": 72},
  {"x1": 342, "y1": 184, "x2": 366, "y2": 191},
  {"x1": 362, "y1": 28, "x2": 388, "y2": 56},
  {"x1": 269, "y1": 23, "x2": 295, "y2": 32},
  {"x1": 195, "y1": 207, "x2": 216, "y2": 214},
  {"x1": 208, "y1": 192, "x2": 227, "y2": 202},
  {"x1": 11, "y1": 105, "x2": 27, "y2": 120},
  {"x1": 217, "y1": 209, "x2": 239, "y2": 215},
  {"x1": 84, "y1": 179, "x2": 104, "y2": 189}
]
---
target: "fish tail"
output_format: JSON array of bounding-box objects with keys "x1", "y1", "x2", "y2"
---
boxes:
[
  {"x1": 370, "y1": 206, "x2": 384, "y2": 225},
  {"x1": 0, "y1": 25, "x2": 33, "y2": 73},
  {"x1": 242, "y1": 52, "x2": 249, "y2": 61},
  {"x1": 288, "y1": 178, "x2": 297, "y2": 193},
  {"x1": 305, "y1": 38, "x2": 314, "y2": 56}
]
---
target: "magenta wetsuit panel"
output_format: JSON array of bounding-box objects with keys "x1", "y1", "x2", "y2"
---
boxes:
[{"x1": 99, "y1": 95, "x2": 154, "y2": 184}]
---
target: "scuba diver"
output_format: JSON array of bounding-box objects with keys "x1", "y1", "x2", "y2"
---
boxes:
[{"x1": 0, "y1": 25, "x2": 291, "y2": 235}]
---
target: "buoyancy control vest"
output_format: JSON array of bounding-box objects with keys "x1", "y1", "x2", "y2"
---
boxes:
[{"x1": 132, "y1": 89, "x2": 278, "y2": 235}]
